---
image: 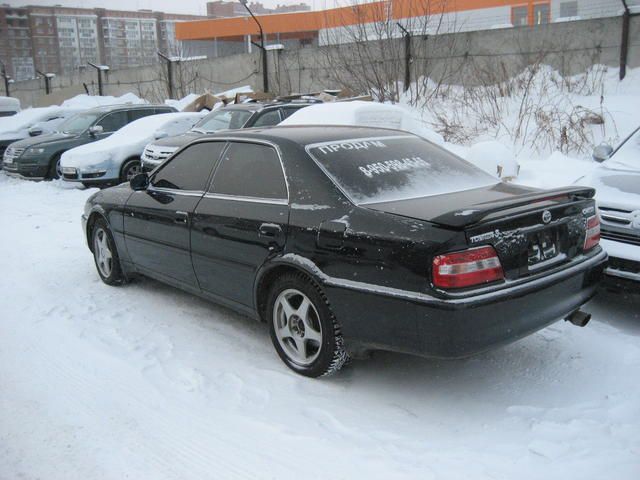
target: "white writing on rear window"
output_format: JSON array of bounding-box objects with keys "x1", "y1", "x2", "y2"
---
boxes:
[
  {"x1": 358, "y1": 156, "x2": 430, "y2": 178},
  {"x1": 318, "y1": 140, "x2": 387, "y2": 155}
]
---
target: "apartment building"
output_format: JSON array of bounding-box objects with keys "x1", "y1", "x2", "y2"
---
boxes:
[
  {"x1": 0, "y1": 4, "x2": 204, "y2": 80},
  {"x1": 206, "y1": 1, "x2": 310, "y2": 18}
]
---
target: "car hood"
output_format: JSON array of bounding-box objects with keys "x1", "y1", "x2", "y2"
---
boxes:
[
  {"x1": 583, "y1": 166, "x2": 640, "y2": 210},
  {"x1": 149, "y1": 131, "x2": 201, "y2": 148},
  {"x1": 0, "y1": 130, "x2": 27, "y2": 143},
  {"x1": 10, "y1": 132, "x2": 74, "y2": 149}
]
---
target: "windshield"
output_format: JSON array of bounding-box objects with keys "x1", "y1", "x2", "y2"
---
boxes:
[
  {"x1": 307, "y1": 135, "x2": 499, "y2": 205},
  {"x1": 193, "y1": 109, "x2": 253, "y2": 133},
  {"x1": 609, "y1": 127, "x2": 640, "y2": 170},
  {"x1": 58, "y1": 113, "x2": 101, "y2": 134}
]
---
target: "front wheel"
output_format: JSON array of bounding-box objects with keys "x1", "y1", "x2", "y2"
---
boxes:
[
  {"x1": 267, "y1": 272, "x2": 349, "y2": 377},
  {"x1": 91, "y1": 218, "x2": 126, "y2": 286},
  {"x1": 120, "y1": 158, "x2": 141, "y2": 183},
  {"x1": 47, "y1": 153, "x2": 62, "y2": 180}
]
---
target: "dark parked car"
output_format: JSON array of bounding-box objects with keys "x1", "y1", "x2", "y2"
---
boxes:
[
  {"x1": 82, "y1": 126, "x2": 607, "y2": 377},
  {"x1": 140, "y1": 101, "x2": 315, "y2": 171},
  {"x1": 2, "y1": 104, "x2": 176, "y2": 180}
]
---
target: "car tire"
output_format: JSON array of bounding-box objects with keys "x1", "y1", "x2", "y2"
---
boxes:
[
  {"x1": 267, "y1": 272, "x2": 350, "y2": 377},
  {"x1": 120, "y1": 158, "x2": 141, "y2": 183},
  {"x1": 47, "y1": 153, "x2": 62, "y2": 180},
  {"x1": 91, "y1": 218, "x2": 127, "y2": 286}
]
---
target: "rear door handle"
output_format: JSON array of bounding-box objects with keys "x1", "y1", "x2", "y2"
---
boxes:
[
  {"x1": 258, "y1": 223, "x2": 282, "y2": 237},
  {"x1": 174, "y1": 211, "x2": 189, "y2": 224}
]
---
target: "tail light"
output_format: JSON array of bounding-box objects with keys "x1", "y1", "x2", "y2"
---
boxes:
[
  {"x1": 583, "y1": 215, "x2": 600, "y2": 251},
  {"x1": 432, "y1": 246, "x2": 504, "y2": 289}
]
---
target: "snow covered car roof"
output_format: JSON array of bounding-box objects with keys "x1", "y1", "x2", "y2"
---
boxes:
[
  {"x1": 0, "y1": 107, "x2": 83, "y2": 135},
  {"x1": 279, "y1": 101, "x2": 444, "y2": 145},
  {"x1": 61, "y1": 112, "x2": 205, "y2": 167}
]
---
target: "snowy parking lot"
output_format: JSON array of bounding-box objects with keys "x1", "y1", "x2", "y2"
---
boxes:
[{"x1": 1, "y1": 174, "x2": 639, "y2": 479}]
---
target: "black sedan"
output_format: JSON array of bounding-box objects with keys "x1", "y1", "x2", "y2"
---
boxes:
[{"x1": 82, "y1": 126, "x2": 607, "y2": 377}]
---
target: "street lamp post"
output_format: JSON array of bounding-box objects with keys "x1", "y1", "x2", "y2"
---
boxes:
[
  {"x1": 0, "y1": 61, "x2": 12, "y2": 97},
  {"x1": 87, "y1": 62, "x2": 109, "y2": 96},
  {"x1": 36, "y1": 70, "x2": 55, "y2": 95},
  {"x1": 240, "y1": 0, "x2": 269, "y2": 93}
]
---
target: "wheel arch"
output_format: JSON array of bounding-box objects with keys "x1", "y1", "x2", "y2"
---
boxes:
[
  {"x1": 85, "y1": 207, "x2": 109, "y2": 252},
  {"x1": 119, "y1": 155, "x2": 142, "y2": 178},
  {"x1": 254, "y1": 256, "x2": 325, "y2": 323}
]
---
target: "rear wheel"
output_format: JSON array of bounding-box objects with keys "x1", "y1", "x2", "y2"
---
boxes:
[
  {"x1": 91, "y1": 218, "x2": 126, "y2": 286},
  {"x1": 120, "y1": 158, "x2": 141, "y2": 183},
  {"x1": 267, "y1": 272, "x2": 349, "y2": 377}
]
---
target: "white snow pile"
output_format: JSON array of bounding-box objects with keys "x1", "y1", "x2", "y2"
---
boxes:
[
  {"x1": 466, "y1": 140, "x2": 519, "y2": 179},
  {"x1": 61, "y1": 112, "x2": 205, "y2": 169},
  {"x1": 281, "y1": 101, "x2": 444, "y2": 145},
  {"x1": 60, "y1": 92, "x2": 146, "y2": 109}
]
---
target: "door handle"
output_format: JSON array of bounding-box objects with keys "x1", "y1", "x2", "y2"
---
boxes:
[
  {"x1": 174, "y1": 211, "x2": 189, "y2": 224},
  {"x1": 258, "y1": 223, "x2": 282, "y2": 237}
]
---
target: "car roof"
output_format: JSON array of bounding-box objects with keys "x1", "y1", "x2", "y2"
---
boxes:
[
  {"x1": 83, "y1": 104, "x2": 174, "y2": 114},
  {"x1": 200, "y1": 124, "x2": 413, "y2": 146},
  {"x1": 222, "y1": 100, "x2": 319, "y2": 112}
]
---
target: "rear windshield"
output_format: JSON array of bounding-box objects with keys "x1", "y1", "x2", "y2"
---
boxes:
[{"x1": 306, "y1": 135, "x2": 498, "y2": 205}]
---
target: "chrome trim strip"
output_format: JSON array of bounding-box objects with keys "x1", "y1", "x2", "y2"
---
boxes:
[
  {"x1": 281, "y1": 249, "x2": 607, "y2": 307},
  {"x1": 605, "y1": 267, "x2": 640, "y2": 282},
  {"x1": 147, "y1": 186, "x2": 204, "y2": 197},
  {"x1": 202, "y1": 192, "x2": 288, "y2": 205}
]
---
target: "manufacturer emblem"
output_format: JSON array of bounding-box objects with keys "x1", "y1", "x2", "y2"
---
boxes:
[{"x1": 542, "y1": 210, "x2": 552, "y2": 224}]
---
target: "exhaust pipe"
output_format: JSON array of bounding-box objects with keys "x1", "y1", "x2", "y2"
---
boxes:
[{"x1": 565, "y1": 310, "x2": 591, "y2": 327}]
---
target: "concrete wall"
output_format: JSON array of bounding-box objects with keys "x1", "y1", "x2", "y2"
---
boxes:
[{"x1": 8, "y1": 15, "x2": 640, "y2": 107}]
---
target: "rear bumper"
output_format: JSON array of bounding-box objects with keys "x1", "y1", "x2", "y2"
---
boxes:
[{"x1": 324, "y1": 248, "x2": 607, "y2": 358}]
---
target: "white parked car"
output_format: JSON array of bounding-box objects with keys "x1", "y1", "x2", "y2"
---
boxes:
[
  {"x1": 280, "y1": 101, "x2": 445, "y2": 145},
  {"x1": 579, "y1": 126, "x2": 640, "y2": 285},
  {"x1": 0, "y1": 107, "x2": 83, "y2": 160},
  {"x1": 60, "y1": 112, "x2": 205, "y2": 186}
]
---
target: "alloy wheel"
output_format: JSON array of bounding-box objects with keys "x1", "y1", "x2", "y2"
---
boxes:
[
  {"x1": 273, "y1": 288, "x2": 323, "y2": 366},
  {"x1": 93, "y1": 227, "x2": 113, "y2": 278}
]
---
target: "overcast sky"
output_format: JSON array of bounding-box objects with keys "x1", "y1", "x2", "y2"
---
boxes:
[{"x1": 7, "y1": 0, "x2": 346, "y2": 16}]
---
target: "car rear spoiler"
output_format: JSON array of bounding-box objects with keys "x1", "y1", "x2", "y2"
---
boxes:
[{"x1": 430, "y1": 186, "x2": 596, "y2": 229}]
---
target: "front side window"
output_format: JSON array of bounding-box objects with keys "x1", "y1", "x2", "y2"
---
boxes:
[
  {"x1": 209, "y1": 142, "x2": 287, "y2": 200},
  {"x1": 193, "y1": 109, "x2": 254, "y2": 133},
  {"x1": 96, "y1": 111, "x2": 128, "y2": 132},
  {"x1": 307, "y1": 135, "x2": 498, "y2": 205},
  {"x1": 151, "y1": 142, "x2": 226, "y2": 191},
  {"x1": 129, "y1": 109, "x2": 154, "y2": 122}
]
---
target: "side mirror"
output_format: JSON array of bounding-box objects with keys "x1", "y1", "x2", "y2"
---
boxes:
[
  {"x1": 154, "y1": 130, "x2": 168, "y2": 140},
  {"x1": 88, "y1": 125, "x2": 104, "y2": 137},
  {"x1": 130, "y1": 172, "x2": 149, "y2": 191},
  {"x1": 592, "y1": 144, "x2": 613, "y2": 163},
  {"x1": 28, "y1": 126, "x2": 44, "y2": 137}
]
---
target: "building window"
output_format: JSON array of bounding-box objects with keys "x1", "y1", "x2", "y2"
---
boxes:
[
  {"x1": 533, "y1": 3, "x2": 550, "y2": 24},
  {"x1": 511, "y1": 5, "x2": 528, "y2": 26},
  {"x1": 560, "y1": 1, "x2": 578, "y2": 18}
]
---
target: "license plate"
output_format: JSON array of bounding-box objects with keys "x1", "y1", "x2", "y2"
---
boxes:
[{"x1": 527, "y1": 230, "x2": 559, "y2": 267}]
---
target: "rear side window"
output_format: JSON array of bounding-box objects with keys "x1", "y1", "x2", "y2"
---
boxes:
[
  {"x1": 151, "y1": 142, "x2": 225, "y2": 191},
  {"x1": 209, "y1": 142, "x2": 287, "y2": 200},
  {"x1": 281, "y1": 106, "x2": 304, "y2": 119},
  {"x1": 96, "y1": 111, "x2": 128, "y2": 132},
  {"x1": 155, "y1": 107, "x2": 175, "y2": 114},
  {"x1": 129, "y1": 109, "x2": 154, "y2": 122},
  {"x1": 307, "y1": 135, "x2": 498, "y2": 205},
  {"x1": 251, "y1": 109, "x2": 281, "y2": 127}
]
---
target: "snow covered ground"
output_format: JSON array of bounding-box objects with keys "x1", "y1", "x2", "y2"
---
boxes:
[{"x1": 1, "y1": 174, "x2": 639, "y2": 479}]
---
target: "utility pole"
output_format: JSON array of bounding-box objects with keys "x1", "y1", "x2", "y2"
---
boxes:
[
  {"x1": 87, "y1": 62, "x2": 109, "y2": 96},
  {"x1": 240, "y1": 0, "x2": 269, "y2": 93},
  {"x1": 620, "y1": 0, "x2": 631, "y2": 80},
  {"x1": 157, "y1": 51, "x2": 175, "y2": 99},
  {"x1": 397, "y1": 23, "x2": 412, "y2": 92}
]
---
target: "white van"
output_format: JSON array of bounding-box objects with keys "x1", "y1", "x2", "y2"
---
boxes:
[{"x1": 0, "y1": 96, "x2": 20, "y2": 117}]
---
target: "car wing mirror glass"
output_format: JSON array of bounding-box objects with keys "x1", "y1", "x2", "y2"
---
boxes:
[
  {"x1": 154, "y1": 130, "x2": 168, "y2": 140},
  {"x1": 592, "y1": 144, "x2": 613, "y2": 162},
  {"x1": 130, "y1": 172, "x2": 149, "y2": 190},
  {"x1": 89, "y1": 125, "x2": 104, "y2": 137},
  {"x1": 28, "y1": 126, "x2": 43, "y2": 136}
]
